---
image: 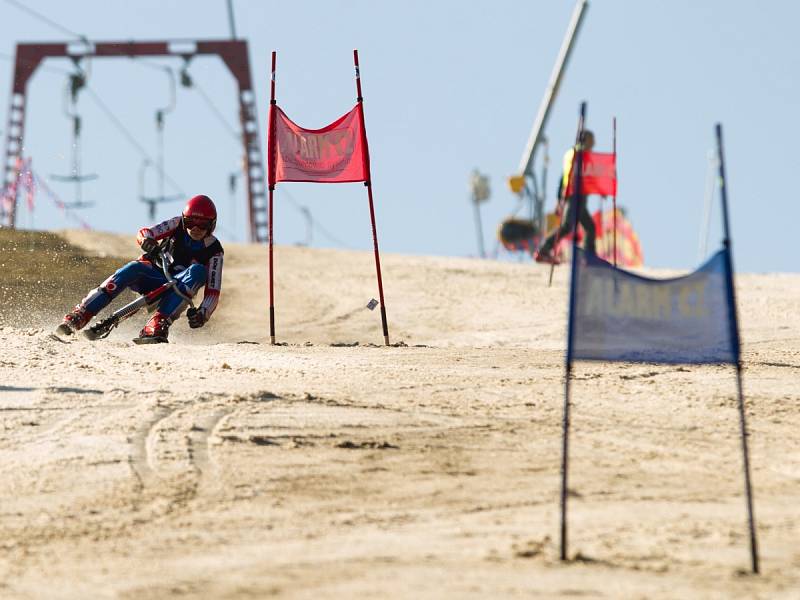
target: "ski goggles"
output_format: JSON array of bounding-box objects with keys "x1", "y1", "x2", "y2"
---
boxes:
[{"x1": 183, "y1": 216, "x2": 213, "y2": 230}]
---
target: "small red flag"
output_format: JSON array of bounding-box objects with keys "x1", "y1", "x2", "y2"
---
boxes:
[
  {"x1": 566, "y1": 151, "x2": 617, "y2": 197},
  {"x1": 23, "y1": 159, "x2": 35, "y2": 212},
  {"x1": 2, "y1": 158, "x2": 21, "y2": 213},
  {"x1": 269, "y1": 105, "x2": 367, "y2": 184}
]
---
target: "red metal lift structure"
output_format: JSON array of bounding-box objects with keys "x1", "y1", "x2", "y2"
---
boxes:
[{"x1": 1, "y1": 39, "x2": 268, "y2": 242}]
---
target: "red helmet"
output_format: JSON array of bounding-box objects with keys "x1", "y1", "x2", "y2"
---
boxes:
[{"x1": 182, "y1": 194, "x2": 217, "y2": 233}]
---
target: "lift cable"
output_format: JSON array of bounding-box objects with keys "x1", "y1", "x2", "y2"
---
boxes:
[
  {"x1": 131, "y1": 57, "x2": 240, "y2": 144},
  {"x1": 279, "y1": 187, "x2": 352, "y2": 249},
  {"x1": 49, "y1": 66, "x2": 99, "y2": 209},
  {"x1": 82, "y1": 85, "x2": 185, "y2": 196},
  {"x1": 177, "y1": 63, "x2": 240, "y2": 143},
  {"x1": 3, "y1": 0, "x2": 88, "y2": 42},
  {"x1": 191, "y1": 81, "x2": 240, "y2": 143}
]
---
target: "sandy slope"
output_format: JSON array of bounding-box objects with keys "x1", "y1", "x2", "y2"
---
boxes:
[{"x1": 0, "y1": 230, "x2": 798, "y2": 599}]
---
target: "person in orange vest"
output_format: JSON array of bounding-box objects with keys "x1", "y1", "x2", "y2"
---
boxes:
[{"x1": 535, "y1": 130, "x2": 597, "y2": 262}]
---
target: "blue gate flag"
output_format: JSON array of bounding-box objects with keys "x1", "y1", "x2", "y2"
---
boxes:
[{"x1": 569, "y1": 249, "x2": 739, "y2": 364}]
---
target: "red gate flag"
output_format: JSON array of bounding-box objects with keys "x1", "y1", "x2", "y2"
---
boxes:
[
  {"x1": 566, "y1": 151, "x2": 617, "y2": 196},
  {"x1": 269, "y1": 104, "x2": 367, "y2": 184}
]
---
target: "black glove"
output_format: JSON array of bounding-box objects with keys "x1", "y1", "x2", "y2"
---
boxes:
[
  {"x1": 187, "y1": 307, "x2": 205, "y2": 329},
  {"x1": 140, "y1": 237, "x2": 158, "y2": 254}
]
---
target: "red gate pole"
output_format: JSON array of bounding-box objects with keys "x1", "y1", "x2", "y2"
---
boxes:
[
  {"x1": 353, "y1": 49, "x2": 390, "y2": 346},
  {"x1": 267, "y1": 51, "x2": 277, "y2": 344},
  {"x1": 612, "y1": 116, "x2": 618, "y2": 268}
]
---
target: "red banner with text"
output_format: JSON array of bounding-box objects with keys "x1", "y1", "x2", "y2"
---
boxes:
[
  {"x1": 269, "y1": 105, "x2": 368, "y2": 184},
  {"x1": 566, "y1": 151, "x2": 617, "y2": 197}
]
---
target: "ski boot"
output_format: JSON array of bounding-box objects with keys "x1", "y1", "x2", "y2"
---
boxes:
[
  {"x1": 534, "y1": 248, "x2": 557, "y2": 264},
  {"x1": 55, "y1": 305, "x2": 94, "y2": 336},
  {"x1": 133, "y1": 311, "x2": 171, "y2": 344}
]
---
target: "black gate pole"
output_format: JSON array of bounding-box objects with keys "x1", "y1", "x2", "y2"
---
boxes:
[
  {"x1": 716, "y1": 123, "x2": 759, "y2": 574},
  {"x1": 560, "y1": 101, "x2": 587, "y2": 561},
  {"x1": 559, "y1": 360, "x2": 573, "y2": 561}
]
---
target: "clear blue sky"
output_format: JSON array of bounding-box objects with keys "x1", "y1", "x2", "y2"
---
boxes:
[{"x1": 1, "y1": 0, "x2": 798, "y2": 272}]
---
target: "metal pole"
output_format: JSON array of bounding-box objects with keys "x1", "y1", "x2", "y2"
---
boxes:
[
  {"x1": 354, "y1": 49, "x2": 390, "y2": 346},
  {"x1": 560, "y1": 361, "x2": 573, "y2": 560},
  {"x1": 717, "y1": 124, "x2": 733, "y2": 246},
  {"x1": 268, "y1": 184, "x2": 275, "y2": 344},
  {"x1": 470, "y1": 170, "x2": 488, "y2": 258},
  {"x1": 735, "y1": 364, "x2": 759, "y2": 574},
  {"x1": 547, "y1": 196, "x2": 565, "y2": 288},
  {"x1": 73, "y1": 115, "x2": 82, "y2": 206},
  {"x1": 473, "y1": 197, "x2": 485, "y2": 258},
  {"x1": 540, "y1": 137, "x2": 549, "y2": 237},
  {"x1": 268, "y1": 51, "x2": 276, "y2": 344},
  {"x1": 226, "y1": 0, "x2": 237, "y2": 39},
  {"x1": 518, "y1": 0, "x2": 589, "y2": 178},
  {"x1": 560, "y1": 101, "x2": 587, "y2": 562},
  {"x1": 612, "y1": 117, "x2": 617, "y2": 267},
  {"x1": 716, "y1": 123, "x2": 759, "y2": 574},
  {"x1": 228, "y1": 171, "x2": 238, "y2": 242},
  {"x1": 156, "y1": 111, "x2": 164, "y2": 215}
]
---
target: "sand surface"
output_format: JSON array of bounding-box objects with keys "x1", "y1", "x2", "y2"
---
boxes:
[{"x1": 0, "y1": 230, "x2": 798, "y2": 599}]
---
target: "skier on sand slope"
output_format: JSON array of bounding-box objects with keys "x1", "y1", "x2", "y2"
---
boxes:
[{"x1": 56, "y1": 194, "x2": 224, "y2": 343}]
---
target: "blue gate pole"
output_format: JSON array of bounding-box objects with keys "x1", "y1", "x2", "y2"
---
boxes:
[
  {"x1": 560, "y1": 101, "x2": 587, "y2": 561},
  {"x1": 716, "y1": 123, "x2": 759, "y2": 574}
]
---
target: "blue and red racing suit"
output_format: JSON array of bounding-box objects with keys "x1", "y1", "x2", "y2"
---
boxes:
[{"x1": 78, "y1": 216, "x2": 224, "y2": 324}]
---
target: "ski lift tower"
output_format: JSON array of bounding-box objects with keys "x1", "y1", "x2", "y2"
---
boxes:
[
  {"x1": 508, "y1": 0, "x2": 589, "y2": 236},
  {"x1": 1, "y1": 39, "x2": 269, "y2": 242}
]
